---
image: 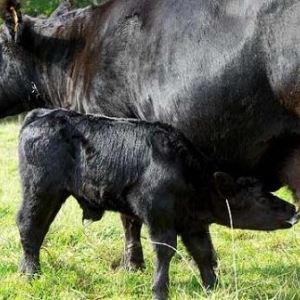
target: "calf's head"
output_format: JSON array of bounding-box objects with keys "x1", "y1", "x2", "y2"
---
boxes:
[{"x1": 211, "y1": 172, "x2": 297, "y2": 230}]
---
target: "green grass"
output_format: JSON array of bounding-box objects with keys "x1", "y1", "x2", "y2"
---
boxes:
[
  {"x1": 22, "y1": 1, "x2": 95, "y2": 16},
  {"x1": 0, "y1": 120, "x2": 300, "y2": 299}
]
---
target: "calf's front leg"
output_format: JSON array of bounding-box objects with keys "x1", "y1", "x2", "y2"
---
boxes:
[
  {"x1": 150, "y1": 229, "x2": 177, "y2": 300},
  {"x1": 181, "y1": 228, "x2": 218, "y2": 289}
]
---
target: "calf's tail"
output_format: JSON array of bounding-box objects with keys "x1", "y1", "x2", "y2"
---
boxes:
[{"x1": 20, "y1": 108, "x2": 54, "y2": 130}]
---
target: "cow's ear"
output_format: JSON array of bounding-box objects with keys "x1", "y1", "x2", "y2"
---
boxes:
[
  {"x1": 213, "y1": 172, "x2": 237, "y2": 197},
  {"x1": 0, "y1": 0, "x2": 22, "y2": 41}
]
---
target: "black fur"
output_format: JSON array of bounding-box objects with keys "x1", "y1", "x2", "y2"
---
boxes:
[
  {"x1": 17, "y1": 109, "x2": 296, "y2": 300},
  {"x1": 2, "y1": 0, "x2": 300, "y2": 271}
]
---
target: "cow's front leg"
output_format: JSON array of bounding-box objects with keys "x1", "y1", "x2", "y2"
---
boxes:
[
  {"x1": 181, "y1": 228, "x2": 217, "y2": 289},
  {"x1": 280, "y1": 145, "x2": 300, "y2": 206},
  {"x1": 119, "y1": 214, "x2": 145, "y2": 270},
  {"x1": 150, "y1": 229, "x2": 177, "y2": 300}
]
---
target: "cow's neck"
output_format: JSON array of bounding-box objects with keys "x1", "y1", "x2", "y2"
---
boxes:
[
  {"x1": 19, "y1": 7, "x2": 106, "y2": 111},
  {"x1": 21, "y1": 2, "x2": 142, "y2": 116}
]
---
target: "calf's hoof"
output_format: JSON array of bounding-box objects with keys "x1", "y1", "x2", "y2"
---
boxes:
[
  {"x1": 152, "y1": 286, "x2": 169, "y2": 300},
  {"x1": 202, "y1": 271, "x2": 218, "y2": 292},
  {"x1": 19, "y1": 258, "x2": 41, "y2": 279}
]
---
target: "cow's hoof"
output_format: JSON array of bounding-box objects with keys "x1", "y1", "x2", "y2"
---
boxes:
[{"x1": 111, "y1": 257, "x2": 145, "y2": 271}]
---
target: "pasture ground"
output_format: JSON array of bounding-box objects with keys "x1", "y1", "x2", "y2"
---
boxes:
[{"x1": 0, "y1": 119, "x2": 300, "y2": 299}]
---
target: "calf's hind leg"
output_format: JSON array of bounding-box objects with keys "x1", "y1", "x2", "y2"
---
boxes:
[{"x1": 16, "y1": 192, "x2": 68, "y2": 277}]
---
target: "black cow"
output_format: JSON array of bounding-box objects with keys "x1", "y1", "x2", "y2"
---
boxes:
[
  {"x1": 2, "y1": 0, "x2": 300, "y2": 270},
  {"x1": 17, "y1": 108, "x2": 297, "y2": 300}
]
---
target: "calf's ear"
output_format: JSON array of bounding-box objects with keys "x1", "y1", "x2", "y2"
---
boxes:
[{"x1": 213, "y1": 172, "x2": 236, "y2": 197}]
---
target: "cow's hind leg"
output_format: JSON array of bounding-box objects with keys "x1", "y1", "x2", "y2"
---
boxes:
[
  {"x1": 118, "y1": 214, "x2": 145, "y2": 270},
  {"x1": 181, "y1": 228, "x2": 217, "y2": 290},
  {"x1": 16, "y1": 192, "x2": 68, "y2": 277}
]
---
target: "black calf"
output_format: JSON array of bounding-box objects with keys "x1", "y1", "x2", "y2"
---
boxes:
[{"x1": 17, "y1": 109, "x2": 297, "y2": 300}]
